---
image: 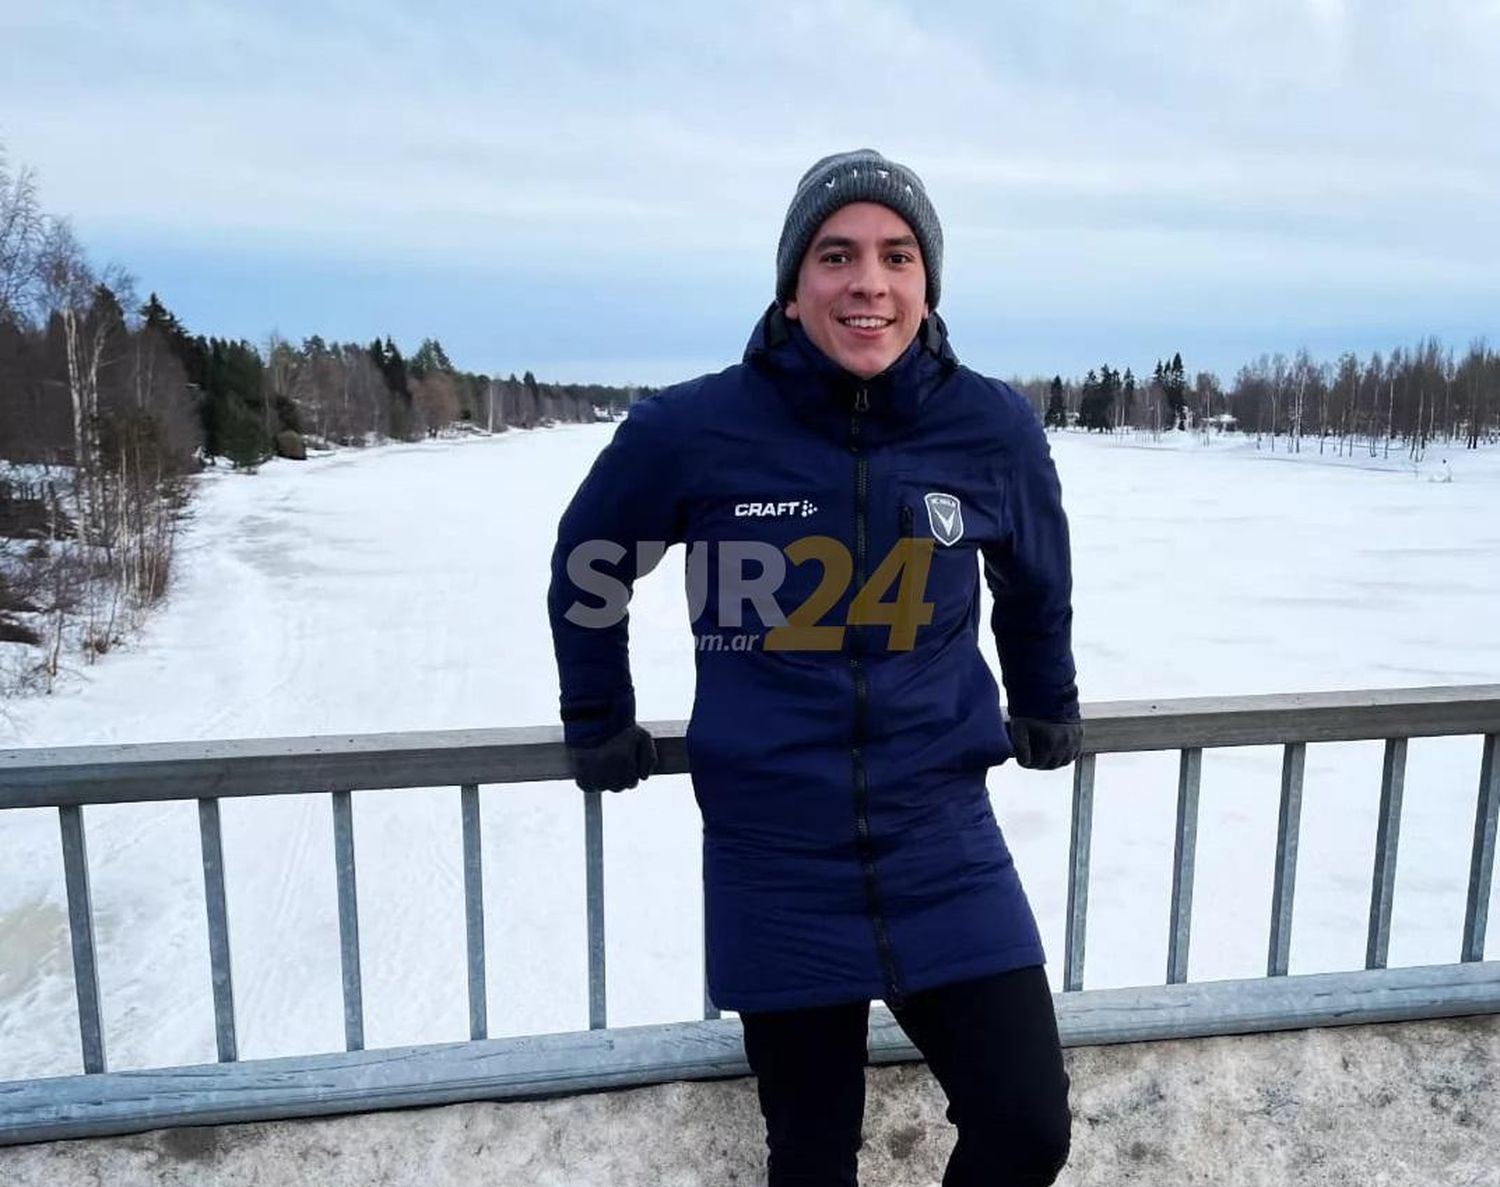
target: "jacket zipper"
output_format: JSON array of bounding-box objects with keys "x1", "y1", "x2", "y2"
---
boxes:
[{"x1": 849, "y1": 386, "x2": 904, "y2": 1007}]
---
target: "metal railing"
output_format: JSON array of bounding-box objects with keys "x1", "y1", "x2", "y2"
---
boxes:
[{"x1": 1, "y1": 685, "x2": 1498, "y2": 1145}]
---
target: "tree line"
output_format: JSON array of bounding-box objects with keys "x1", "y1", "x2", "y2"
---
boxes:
[
  {"x1": 260, "y1": 331, "x2": 636, "y2": 457},
  {"x1": 3, "y1": 142, "x2": 1497, "y2": 692},
  {"x1": 1027, "y1": 340, "x2": 1499, "y2": 457},
  {"x1": 0, "y1": 148, "x2": 639, "y2": 691}
]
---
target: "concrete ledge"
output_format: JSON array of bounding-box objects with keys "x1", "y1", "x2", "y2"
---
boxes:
[
  {"x1": 6, "y1": 962, "x2": 1499, "y2": 1146},
  {"x1": 2, "y1": 1014, "x2": 1497, "y2": 1186}
]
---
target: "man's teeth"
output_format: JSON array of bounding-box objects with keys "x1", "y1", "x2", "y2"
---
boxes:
[{"x1": 840, "y1": 317, "x2": 892, "y2": 329}]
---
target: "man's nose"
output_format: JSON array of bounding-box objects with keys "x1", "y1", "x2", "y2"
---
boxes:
[{"x1": 848, "y1": 256, "x2": 887, "y2": 298}]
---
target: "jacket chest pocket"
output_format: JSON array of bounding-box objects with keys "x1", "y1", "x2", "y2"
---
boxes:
[
  {"x1": 888, "y1": 473, "x2": 1005, "y2": 638},
  {"x1": 894, "y1": 473, "x2": 1004, "y2": 545}
]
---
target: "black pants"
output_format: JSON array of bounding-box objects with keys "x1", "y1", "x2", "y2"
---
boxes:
[{"x1": 740, "y1": 965, "x2": 1071, "y2": 1187}]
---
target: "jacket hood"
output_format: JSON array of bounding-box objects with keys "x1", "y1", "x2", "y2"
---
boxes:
[{"x1": 742, "y1": 303, "x2": 959, "y2": 442}]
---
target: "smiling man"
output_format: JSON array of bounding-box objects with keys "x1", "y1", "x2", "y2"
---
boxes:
[
  {"x1": 783, "y1": 201, "x2": 929, "y2": 379},
  {"x1": 549, "y1": 149, "x2": 1081, "y2": 1186}
]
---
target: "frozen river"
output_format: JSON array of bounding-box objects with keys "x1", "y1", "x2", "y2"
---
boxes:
[{"x1": 2, "y1": 425, "x2": 1498, "y2": 1079}]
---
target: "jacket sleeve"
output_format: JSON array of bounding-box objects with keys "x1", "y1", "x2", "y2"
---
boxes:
[
  {"x1": 980, "y1": 398, "x2": 1080, "y2": 723},
  {"x1": 547, "y1": 397, "x2": 684, "y2": 746}
]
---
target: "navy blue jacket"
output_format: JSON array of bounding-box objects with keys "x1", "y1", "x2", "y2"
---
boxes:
[{"x1": 548, "y1": 306, "x2": 1078, "y2": 1012}]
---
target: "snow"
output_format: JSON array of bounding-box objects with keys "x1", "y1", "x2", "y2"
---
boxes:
[{"x1": 2, "y1": 427, "x2": 1499, "y2": 1081}]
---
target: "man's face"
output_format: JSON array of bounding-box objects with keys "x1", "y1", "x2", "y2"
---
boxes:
[{"x1": 784, "y1": 201, "x2": 929, "y2": 380}]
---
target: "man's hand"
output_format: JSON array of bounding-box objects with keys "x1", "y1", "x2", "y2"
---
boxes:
[
  {"x1": 1006, "y1": 717, "x2": 1083, "y2": 771},
  {"x1": 567, "y1": 723, "x2": 657, "y2": 792}
]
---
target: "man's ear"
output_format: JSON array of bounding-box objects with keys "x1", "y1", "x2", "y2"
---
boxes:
[{"x1": 784, "y1": 299, "x2": 800, "y2": 321}]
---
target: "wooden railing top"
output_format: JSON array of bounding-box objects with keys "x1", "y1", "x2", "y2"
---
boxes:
[{"x1": 2, "y1": 685, "x2": 1498, "y2": 809}]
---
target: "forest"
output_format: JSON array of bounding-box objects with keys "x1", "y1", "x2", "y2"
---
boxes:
[
  {"x1": 1026, "y1": 344, "x2": 1499, "y2": 457},
  {"x1": 0, "y1": 151, "x2": 640, "y2": 691}
]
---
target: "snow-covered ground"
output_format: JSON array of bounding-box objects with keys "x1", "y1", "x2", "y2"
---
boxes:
[{"x1": 2, "y1": 426, "x2": 1498, "y2": 1081}]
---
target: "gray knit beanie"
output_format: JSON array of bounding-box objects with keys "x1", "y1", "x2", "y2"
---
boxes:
[{"x1": 775, "y1": 149, "x2": 943, "y2": 309}]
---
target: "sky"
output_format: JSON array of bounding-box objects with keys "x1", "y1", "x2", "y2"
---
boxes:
[{"x1": 1, "y1": 0, "x2": 1497, "y2": 387}]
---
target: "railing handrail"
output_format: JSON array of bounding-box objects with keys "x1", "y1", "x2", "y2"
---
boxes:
[
  {"x1": 4, "y1": 684, "x2": 1499, "y2": 808},
  {"x1": 2, "y1": 683, "x2": 1497, "y2": 1148}
]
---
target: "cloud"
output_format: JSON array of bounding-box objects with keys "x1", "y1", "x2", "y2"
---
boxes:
[{"x1": 1, "y1": 0, "x2": 1495, "y2": 379}]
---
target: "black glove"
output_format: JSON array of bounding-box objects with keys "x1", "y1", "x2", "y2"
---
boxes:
[
  {"x1": 567, "y1": 723, "x2": 657, "y2": 793},
  {"x1": 1006, "y1": 717, "x2": 1083, "y2": 771}
]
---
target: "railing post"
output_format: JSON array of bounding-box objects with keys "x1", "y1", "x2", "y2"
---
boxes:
[
  {"x1": 1267, "y1": 742, "x2": 1306, "y2": 976},
  {"x1": 460, "y1": 783, "x2": 488, "y2": 1041},
  {"x1": 1367, "y1": 738, "x2": 1407, "y2": 970},
  {"x1": 331, "y1": 790, "x2": 365, "y2": 1051},
  {"x1": 197, "y1": 797, "x2": 238, "y2": 1062},
  {"x1": 1064, "y1": 753, "x2": 1096, "y2": 992},
  {"x1": 584, "y1": 790, "x2": 607, "y2": 1030},
  {"x1": 1167, "y1": 748, "x2": 1202, "y2": 984},
  {"x1": 57, "y1": 805, "x2": 106, "y2": 1074},
  {"x1": 1462, "y1": 734, "x2": 1499, "y2": 963}
]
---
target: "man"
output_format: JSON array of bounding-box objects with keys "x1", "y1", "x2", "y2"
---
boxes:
[{"x1": 548, "y1": 149, "x2": 1080, "y2": 1186}]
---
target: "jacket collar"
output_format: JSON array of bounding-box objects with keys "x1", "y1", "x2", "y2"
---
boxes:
[{"x1": 742, "y1": 303, "x2": 958, "y2": 439}]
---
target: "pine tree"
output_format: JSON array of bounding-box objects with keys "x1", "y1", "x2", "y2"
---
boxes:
[
  {"x1": 368, "y1": 336, "x2": 415, "y2": 439},
  {"x1": 1078, "y1": 365, "x2": 1118, "y2": 432},
  {"x1": 139, "y1": 292, "x2": 178, "y2": 335},
  {"x1": 1077, "y1": 369, "x2": 1104, "y2": 431},
  {"x1": 198, "y1": 338, "x2": 271, "y2": 465},
  {"x1": 1153, "y1": 355, "x2": 1189, "y2": 430},
  {"x1": 1169, "y1": 352, "x2": 1188, "y2": 430},
  {"x1": 140, "y1": 293, "x2": 207, "y2": 390},
  {"x1": 1096, "y1": 364, "x2": 1118, "y2": 430},
  {"x1": 410, "y1": 337, "x2": 454, "y2": 378},
  {"x1": 378, "y1": 336, "x2": 409, "y2": 394},
  {"x1": 1044, "y1": 375, "x2": 1067, "y2": 429}
]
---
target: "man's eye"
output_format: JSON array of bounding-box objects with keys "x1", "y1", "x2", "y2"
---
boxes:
[
  {"x1": 888, "y1": 252, "x2": 913, "y2": 265},
  {"x1": 821, "y1": 252, "x2": 848, "y2": 264}
]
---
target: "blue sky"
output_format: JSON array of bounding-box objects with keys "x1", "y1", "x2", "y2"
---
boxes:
[{"x1": 2, "y1": 0, "x2": 1496, "y2": 386}]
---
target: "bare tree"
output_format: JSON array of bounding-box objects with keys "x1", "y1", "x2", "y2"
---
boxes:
[
  {"x1": 1332, "y1": 352, "x2": 1359, "y2": 456},
  {"x1": 34, "y1": 222, "x2": 137, "y2": 549},
  {"x1": 0, "y1": 153, "x2": 49, "y2": 327},
  {"x1": 411, "y1": 372, "x2": 461, "y2": 436},
  {"x1": 1194, "y1": 370, "x2": 1222, "y2": 435},
  {"x1": 36, "y1": 221, "x2": 102, "y2": 540}
]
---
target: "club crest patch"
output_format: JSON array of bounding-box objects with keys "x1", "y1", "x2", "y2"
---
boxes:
[{"x1": 924, "y1": 492, "x2": 964, "y2": 546}]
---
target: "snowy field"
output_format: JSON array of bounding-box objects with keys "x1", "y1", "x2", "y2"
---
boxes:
[{"x1": 2, "y1": 425, "x2": 1498, "y2": 1081}]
